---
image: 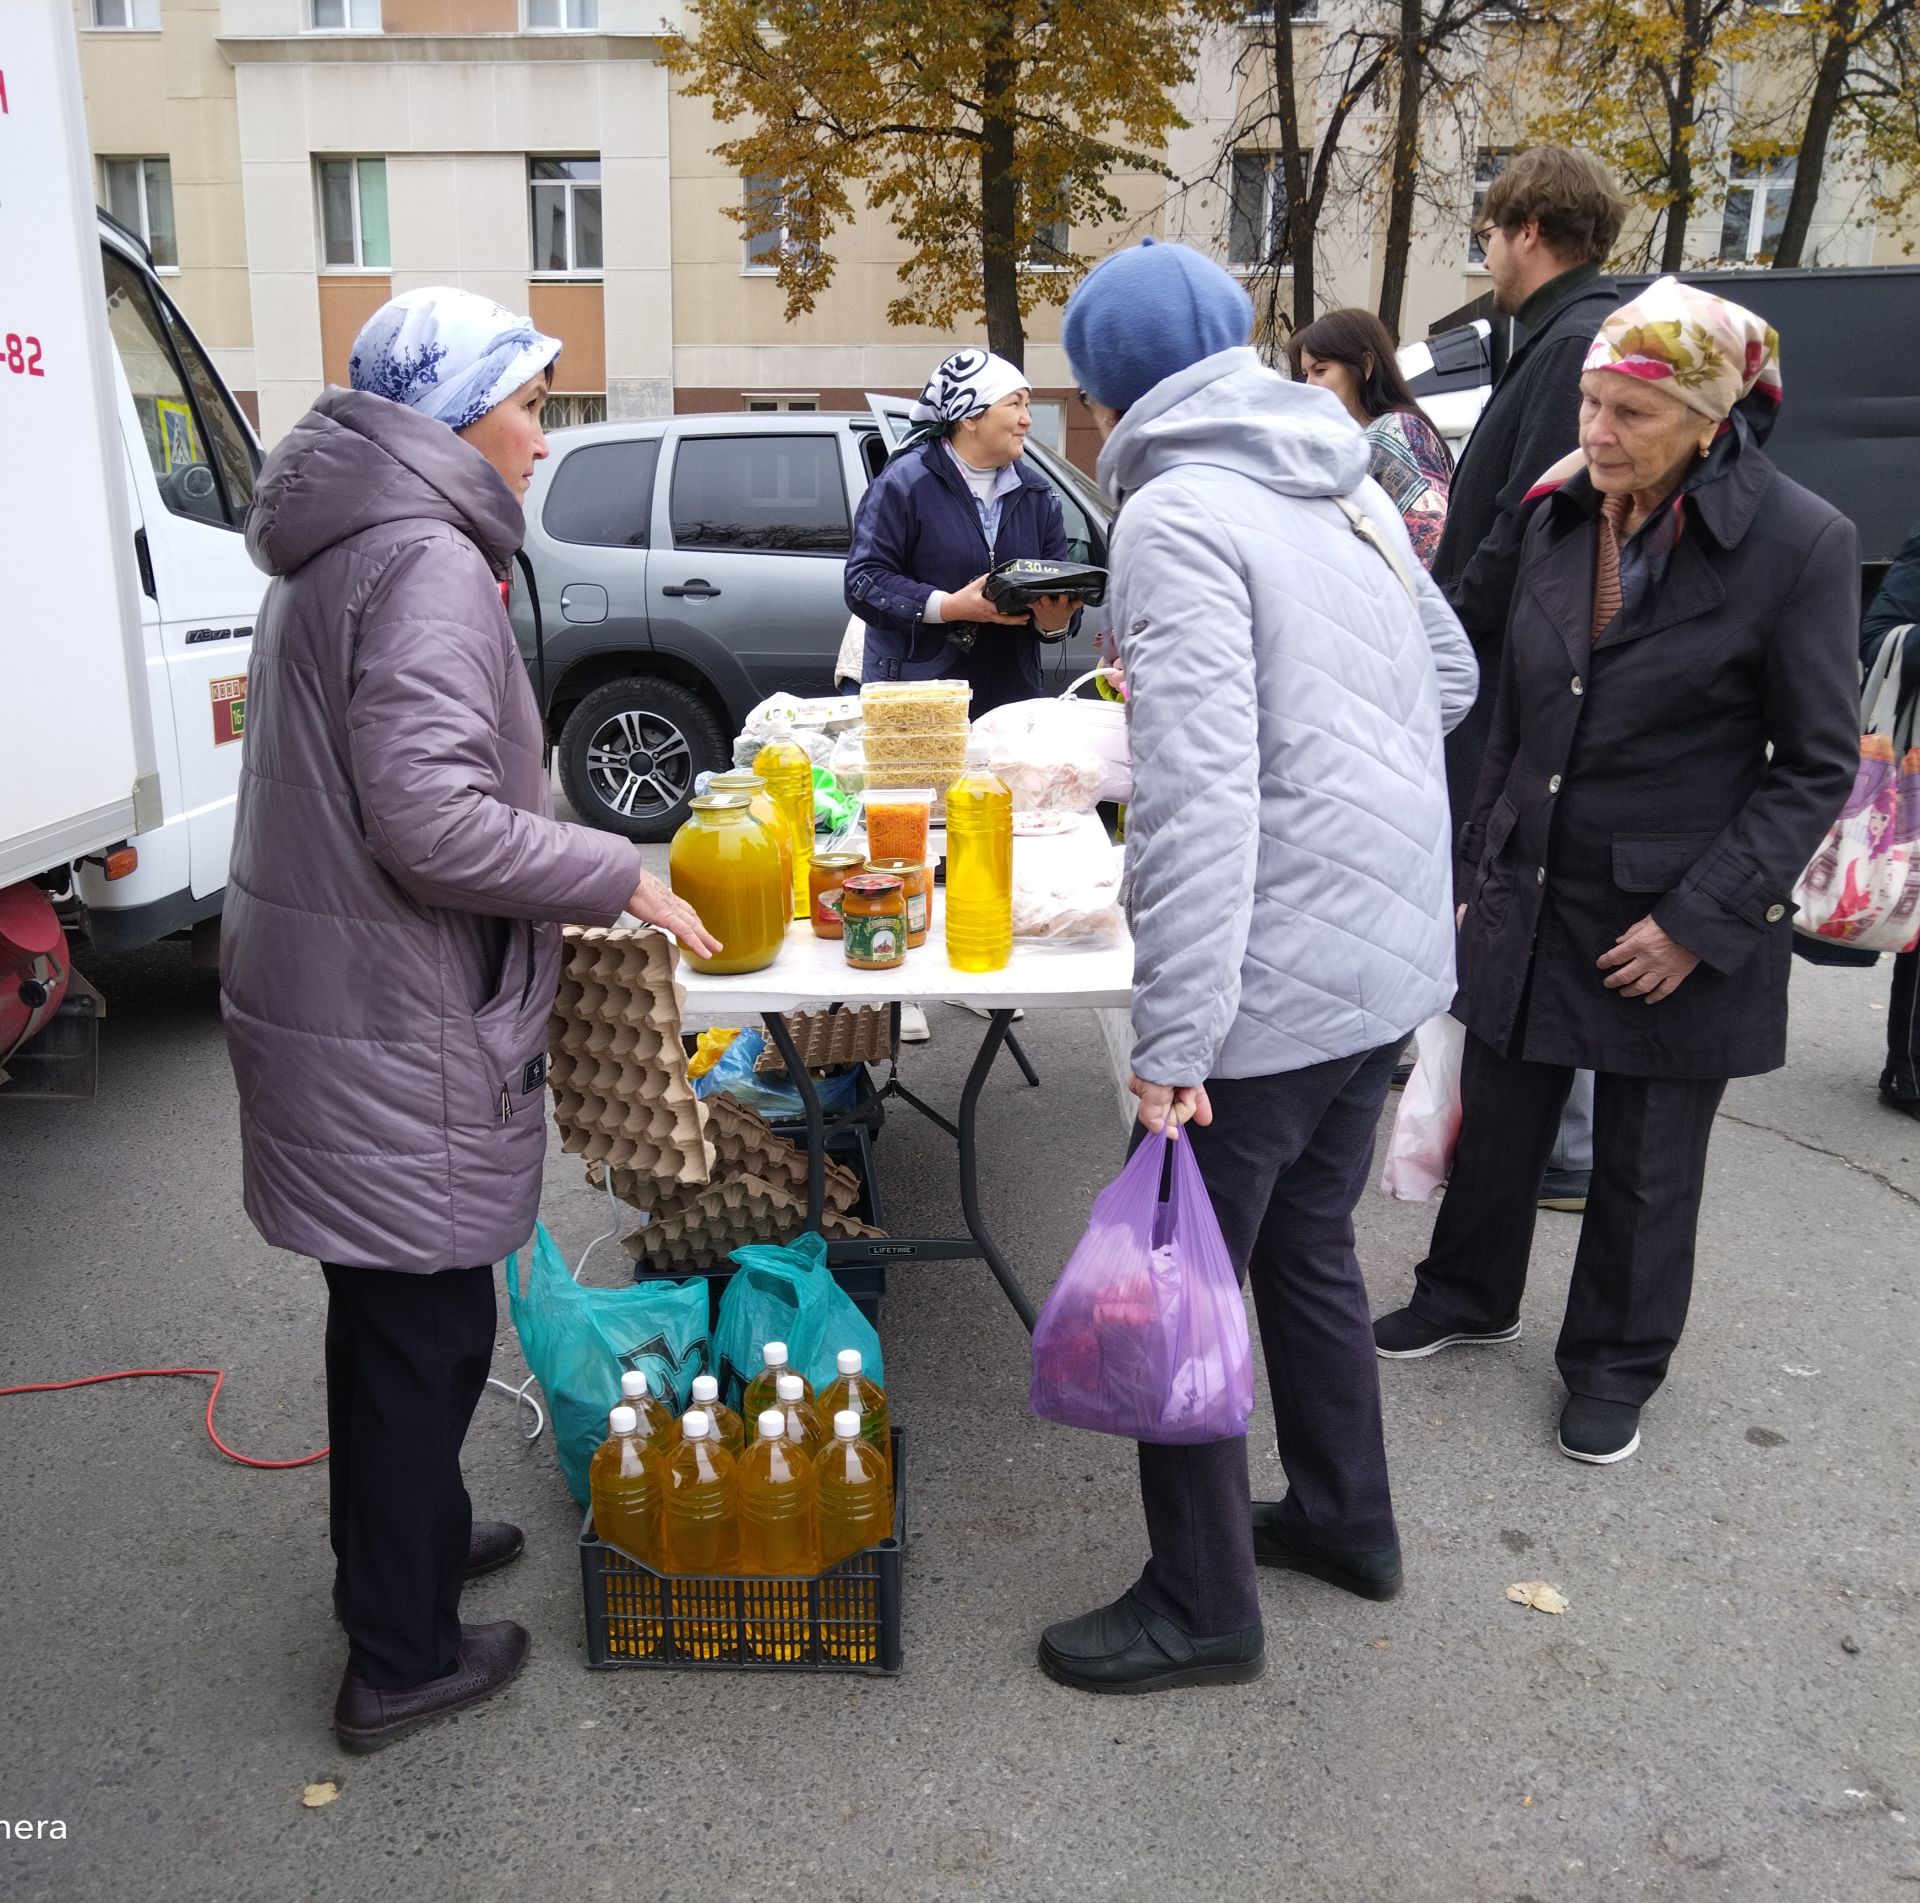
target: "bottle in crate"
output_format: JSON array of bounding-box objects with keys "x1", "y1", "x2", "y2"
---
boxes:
[
  {"x1": 737, "y1": 1407, "x2": 820, "y2": 1662},
  {"x1": 815, "y1": 1408, "x2": 892, "y2": 1664},
  {"x1": 775, "y1": 1370, "x2": 827, "y2": 1455},
  {"x1": 944, "y1": 741, "x2": 1013, "y2": 973},
  {"x1": 743, "y1": 1340, "x2": 813, "y2": 1424},
  {"x1": 620, "y1": 1368, "x2": 678, "y2": 1452},
  {"x1": 817, "y1": 1348, "x2": 890, "y2": 1490},
  {"x1": 688, "y1": 1373, "x2": 745, "y2": 1455},
  {"x1": 752, "y1": 719, "x2": 815, "y2": 922},
  {"x1": 661, "y1": 1409, "x2": 738, "y2": 1661},
  {"x1": 589, "y1": 1405, "x2": 665, "y2": 1658}
]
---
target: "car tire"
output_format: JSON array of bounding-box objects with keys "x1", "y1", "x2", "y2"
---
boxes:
[{"x1": 557, "y1": 676, "x2": 729, "y2": 842}]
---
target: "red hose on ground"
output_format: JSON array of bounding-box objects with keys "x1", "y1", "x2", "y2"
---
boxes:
[{"x1": 0, "y1": 1367, "x2": 328, "y2": 1468}]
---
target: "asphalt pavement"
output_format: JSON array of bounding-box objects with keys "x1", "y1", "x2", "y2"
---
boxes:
[{"x1": 1, "y1": 936, "x2": 1916, "y2": 1902}]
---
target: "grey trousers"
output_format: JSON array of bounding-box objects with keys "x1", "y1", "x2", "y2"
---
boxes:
[{"x1": 1130, "y1": 1044, "x2": 1402, "y2": 1637}]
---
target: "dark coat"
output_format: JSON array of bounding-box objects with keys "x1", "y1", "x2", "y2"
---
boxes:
[
  {"x1": 1862, "y1": 512, "x2": 1920, "y2": 699},
  {"x1": 842, "y1": 438, "x2": 1073, "y2": 709},
  {"x1": 1455, "y1": 435, "x2": 1860, "y2": 1080}
]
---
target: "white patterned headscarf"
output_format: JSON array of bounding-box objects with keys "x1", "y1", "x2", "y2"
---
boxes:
[
  {"x1": 908, "y1": 349, "x2": 1030, "y2": 431},
  {"x1": 348, "y1": 286, "x2": 561, "y2": 432}
]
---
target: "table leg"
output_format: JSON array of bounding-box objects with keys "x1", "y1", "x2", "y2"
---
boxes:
[
  {"x1": 1003, "y1": 1028, "x2": 1041, "y2": 1089},
  {"x1": 957, "y1": 1008, "x2": 1038, "y2": 1332},
  {"x1": 761, "y1": 1009, "x2": 825, "y2": 1230}
]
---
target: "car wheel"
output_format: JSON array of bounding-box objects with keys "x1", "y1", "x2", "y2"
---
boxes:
[{"x1": 558, "y1": 677, "x2": 728, "y2": 842}]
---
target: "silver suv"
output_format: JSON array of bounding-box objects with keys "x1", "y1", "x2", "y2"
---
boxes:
[{"x1": 509, "y1": 408, "x2": 1113, "y2": 840}]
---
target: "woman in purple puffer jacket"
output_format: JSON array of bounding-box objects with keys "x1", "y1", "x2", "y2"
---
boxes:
[{"x1": 222, "y1": 287, "x2": 718, "y2": 1753}]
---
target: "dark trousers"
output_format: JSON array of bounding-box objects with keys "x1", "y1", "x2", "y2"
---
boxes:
[
  {"x1": 1886, "y1": 948, "x2": 1920, "y2": 1103},
  {"x1": 1409, "y1": 1033, "x2": 1725, "y2": 1406},
  {"x1": 1131, "y1": 1044, "x2": 1401, "y2": 1638},
  {"x1": 322, "y1": 1262, "x2": 496, "y2": 1689}
]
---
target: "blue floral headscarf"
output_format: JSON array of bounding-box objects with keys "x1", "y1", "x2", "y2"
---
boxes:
[{"x1": 348, "y1": 286, "x2": 561, "y2": 432}]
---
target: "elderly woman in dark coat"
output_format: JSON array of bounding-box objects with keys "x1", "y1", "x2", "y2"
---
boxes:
[{"x1": 1372, "y1": 277, "x2": 1860, "y2": 1465}]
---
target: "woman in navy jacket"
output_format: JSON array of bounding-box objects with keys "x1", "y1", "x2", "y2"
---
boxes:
[{"x1": 844, "y1": 349, "x2": 1077, "y2": 714}]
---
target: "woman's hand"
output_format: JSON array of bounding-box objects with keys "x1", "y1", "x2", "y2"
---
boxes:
[
  {"x1": 940, "y1": 575, "x2": 1032, "y2": 626},
  {"x1": 1030, "y1": 593, "x2": 1076, "y2": 635},
  {"x1": 1597, "y1": 915, "x2": 1700, "y2": 1003},
  {"x1": 1129, "y1": 1075, "x2": 1213, "y2": 1140},
  {"x1": 626, "y1": 868, "x2": 724, "y2": 961}
]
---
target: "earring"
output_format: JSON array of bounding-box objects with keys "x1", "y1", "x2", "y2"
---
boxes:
[{"x1": 1697, "y1": 440, "x2": 1712, "y2": 458}]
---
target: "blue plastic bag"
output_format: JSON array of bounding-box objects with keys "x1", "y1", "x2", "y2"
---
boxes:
[
  {"x1": 1029, "y1": 1131, "x2": 1253, "y2": 1444},
  {"x1": 505, "y1": 1222, "x2": 711, "y2": 1506},
  {"x1": 693, "y1": 1028, "x2": 863, "y2": 1122},
  {"x1": 711, "y1": 1231, "x2": 884, "y2": 1411}
]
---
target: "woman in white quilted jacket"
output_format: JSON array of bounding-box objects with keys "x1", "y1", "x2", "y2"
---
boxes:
[{"x1": 1034, "y1": 240, "x2": 1478, "y2": 1696}]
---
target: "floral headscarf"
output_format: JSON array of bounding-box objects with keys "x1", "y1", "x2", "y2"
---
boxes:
[
  {"x1": 348, "y1": 286, "x2": 561, "y2": 432},
  {"x1": 1582, "y1": 275, "x2": 1782, "y2": 426}
]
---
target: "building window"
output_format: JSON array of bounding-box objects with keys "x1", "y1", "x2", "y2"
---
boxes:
[
  {"x1": 1720, "y1": 154, "x2": 1797, "y2": 262},
  {"x1": 91, "y1": 0, "x2": 161, "y2": 26},
  {"x1": 1023, "y1": 192, "x2": 1071, "y2": 270},
  {"x1": 318, "y1": 159, "x2": 390, "y2": 271},
  {"x1": 540, "y1": 393, "x2": 609, "y2": 430},
  {"x1": 309, "y1": 0, "x2": 381, "y2": 25},
  {"x1": 1228, "y1": 151, "x2": 1293, "y2": 269},
  {"x1": 102, "y1": 158, "x2": 177, "y2": 270},
  {"x1": 525, "y1": 0, "x2": 599, "y2": 23},
  {"x1": 741, "y1": 173, "x2": 796, "y2": 274},
  {"x1": 1468, "y1": 147, "x2": 1512, "y2": 265},
  {"x1": 743, "y1": 394, "x2": 819, "y2": 412},
  {"x1": 531, "y1": 159, "x2": 603, "y2": 277},
  {"x1": 1243, "y1": 0, "x2": 1322, "y2": 21}
]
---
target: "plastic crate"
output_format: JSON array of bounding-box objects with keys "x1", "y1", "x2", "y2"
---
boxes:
[{"x1": 579, "y1": 1428, "x2": 906, "y2": 1675}]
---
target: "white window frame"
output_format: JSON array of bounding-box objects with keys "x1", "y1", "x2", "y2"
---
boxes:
[
  {"x1": 530, "y1": 158, "x2": 603, "y2": 280},
  {"x1": 540, "y1": 392, "x2": 608, "y2": 429},
  {"x1": 1467, "y1": 147, "x2": 1512, "y2": 270},
  {"x1": 523, "y1": 0, "x2": 600, "y2": 27},
  {"x1": 316, "y1": 158, "x2": 391, "y2": 273},
  {"x1": 101, "y1": 157, "x2": 178, "y2": 273},
  {"x1": 1720, "y1": 154, "x2": 1797, "y2": 263},
  {"x1": 1227, "y1": 150, "x2": 1295, "y2": 274},
  {"x1": 1020, "y1": 191, "x2": 1072, "y2": 273},
  {"x1": 308, "y1": 0, "x2": 382, "y2": 28},
  {"x1": 90, "y1": 0, "x2": 162, "y2": 27},
  {"x1": 740, "y1": 173, "x2": 794, "y2": 276},
  {"x1": 742, "y1": 394, "x2": 820, "y2": 412}
]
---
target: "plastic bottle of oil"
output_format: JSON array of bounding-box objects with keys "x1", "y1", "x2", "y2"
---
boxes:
[
  {"x1": 752, "y1": 718, "x2": 815, "y2": 922},
  {"x1": 660, "y1": 1409, "x2": 738, "y2": 1660},
  {"x1": 815, "y1": 1408, "x2": 893, "y2": 1663},
  {"x1": 738, "y1": 1411, "x2": 819, "y2": 1578},
  {"x1": 743, "y1": 1340, "x2": 814, "y2": 1424},
  {"x1": 817, "y1": 1348, "x2": 891, "y2": 1490},
  {"x1": 589, "y1": 1405, "x2": 665, "y2": 1657},
  {"x1": 688, "y1": 1373, "x2": 745, "y2": 1456},
  {"x1": 619, "y1": 1368, "x2": 678, "y2": 1452},
  {"x1": 943, "y1": 740, "x2": 1013, "y2": 972},
  {"x1": 775, "y1": 1370, "x2": 827, "y2": 1455}
]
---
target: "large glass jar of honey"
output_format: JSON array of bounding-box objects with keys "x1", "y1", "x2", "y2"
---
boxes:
[
  {"x1": 708, "y1": 769, "x2": 793, "y2": 901},
  {"x1": 668, "y1": 794, "x2": 788, "y2": 974}
]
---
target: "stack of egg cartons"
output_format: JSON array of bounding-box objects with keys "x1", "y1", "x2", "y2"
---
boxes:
[{"x1": 859, "y1": 679, "x2": 973, "y2": 807}]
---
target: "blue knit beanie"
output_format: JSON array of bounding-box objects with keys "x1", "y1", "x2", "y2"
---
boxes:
[{"x1": 1063, "y1": 238, "x2": 1254, "y2": 414}]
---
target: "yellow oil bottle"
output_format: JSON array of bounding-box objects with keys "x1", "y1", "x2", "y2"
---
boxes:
[
  {"x1": 737, "y1": 1407, "x2": 820, "y2": 1662},
  {"x1": 661, "y1": 1409, "x2": 738, "y2": 1661},
  {"x1": 752, "y1": 721, "x2": 815, "y2": 921},
  {"x1": 619, "y1": 1368, "x2": 678, "y2": 1453},
  {"x1": 775, "y1": 1370, "x2": 827, "y2": 1455},
  {"x1": 943, "y1": 743, "x2": 1013, "y2": 972},
  {"x1": 815, "y1": 1408, "x2": 893, "y2": 1664},
  {"x1": 817, "y1": 1348, "x2": 891, "y2": 1495},
  {"x1": 588, "y1": 1405, "x2": 664, "y2": 1658},
  {"x1": 688, "y1": 1373, "x2": 745, "y2": 1455},
  {"x1": 743, "y1": 1340, "x2": 814, "y2": 1425}
]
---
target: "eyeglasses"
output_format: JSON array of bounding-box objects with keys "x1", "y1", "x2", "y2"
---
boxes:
[
  {"x1": 1075, "y1": 387, "x2": 1091, "y2": 408},
  {"x1": 1471, "y1": 223, "x2": 1500, "y2": 251}
]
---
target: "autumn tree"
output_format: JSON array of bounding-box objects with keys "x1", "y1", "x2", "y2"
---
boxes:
[{"x1": 665, "y1": 0, "x2": 1238, "y2": 370}]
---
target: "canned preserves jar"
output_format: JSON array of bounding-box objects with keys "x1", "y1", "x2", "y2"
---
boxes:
[
  {"x1": 863, "y1": 857, "x2": 930, "y2": 948},
  {"x1": 808, "y1": 851, "x2": 865, "y2": 940},
  {"x1": 841, "y1": 874, "x2": 907, "y2": 970}
]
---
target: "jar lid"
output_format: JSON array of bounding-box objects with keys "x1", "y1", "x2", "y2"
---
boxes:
[
  {"x1": 688, "y1": 793, "x2": 751, "y2": 812},
  {"x1": 863, "y1": 857, "x2": 924, "y2": 876},
  {"x1": 811, "y1": 852, "x2": 866, "y2": 872},
  {"x1": 709, "y1": 770, "x2": 764, "y2": 789},
  {"x1": 842, "y1": 873, "x2": 904, "y2": 896}
]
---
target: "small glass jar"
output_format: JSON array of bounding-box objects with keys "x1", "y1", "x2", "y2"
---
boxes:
[
  {"x1": 808, "y1": 851, "x2": 865, "y2": 940},
  {"x1": 863, "y1": 857, "x2": 930, "y2": 948},
  {"x1": 841, "y1": 873, "x2": 907, "y2": 970},
  {"x1": 668, "y1": 793, "x2": 788, "y2": 975}
]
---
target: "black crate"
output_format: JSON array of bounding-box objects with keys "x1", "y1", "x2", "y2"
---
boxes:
[{"x1": 579, "y1": 1428, "x2": 906, "y2": 1675}]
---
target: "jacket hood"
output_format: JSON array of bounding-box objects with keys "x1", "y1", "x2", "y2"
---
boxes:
[
  {"x1": 1096, "y1": 346, "x2": 1371, "y2": 505},
  {"x1": 246, "y1": 386, "x2": 524, "y2": 579}
]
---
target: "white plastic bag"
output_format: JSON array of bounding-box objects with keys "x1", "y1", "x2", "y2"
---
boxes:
[
  {"x1": 983, "y1": 728, "x2": 1106, "y2": 822},
  {"x1": 1380, "y1": 1014, "x2": 1465, "y2": 1202},
  {"x1": 972, "y1": 668, "x2": 1131, "y2": 804},
  {"x1": 1012, "y1": 827, "x2": 1126, "y2": 945}
]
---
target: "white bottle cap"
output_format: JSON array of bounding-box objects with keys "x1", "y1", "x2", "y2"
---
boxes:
[
  {"x1": 757, "y1": 1408, "x2": 787, "y2": 1441},
  {"x1": 682, "y1": 1409, "x2": 711, "y2": 1440},
  {"x1": 691, "y1": 1374, "x2": 719, "y2": 1405},
  {"x1": 610, "y1": 1405, "x2": 639, "y2": 1435},
  {"x1": 834, "y1": 1408, "x2": 861, "y2": 1439},
  {"x1": 763, "y1": 1341, "x2": 789, "y2": 1368},
  {"x1": 776, "y1": 1372, "x2": 804, "y2": 1402},
  {"x1": 620, "y1": 1370, "x2": 649, "y2": 1400},
  {"x1": 837, "y1": 1348, "x2": 863, "y2": 1376}
]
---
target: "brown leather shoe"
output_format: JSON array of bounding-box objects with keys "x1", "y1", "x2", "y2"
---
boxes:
[
  {"x1": 333, "y1": 1521, "x2": 524, "y2": 1623},
  {"x1": 333, "y1": 1619, "x2": 530, "y2": 1754}
]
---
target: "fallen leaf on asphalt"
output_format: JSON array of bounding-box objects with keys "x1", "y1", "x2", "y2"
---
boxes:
[
  {"x1": 1506, "y1": 1580, "x2": 1570, "y2": 1614},
  {"x1": 302, "y1": 1782, "x2": 339, "y2": 1809},
  {"x1": 1368, "y1": 1638, "x2": 1391, "y2": 1649}
]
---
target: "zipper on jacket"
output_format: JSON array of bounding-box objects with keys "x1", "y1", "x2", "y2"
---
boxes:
[{"x1": 500, "y1": 1084, "x2": 513, "y2": 1123}]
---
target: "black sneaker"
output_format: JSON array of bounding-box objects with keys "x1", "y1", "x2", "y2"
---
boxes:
[
  {"x1": 1538, "y1": 1168, "x2": 1590, "y2": 1212},
  {"x1": 1878, "y1": 1085, "x2": 1920, "y2": 1122},
  {"x1": 1250, "y1": 1504, "x2": 1403, "y2": 1600},
  {"x1": 1373, "y1": 1305, "x2": 1521, "y2": 1358},
  {"x1": 1038, "y1": 1591, "x2": 1265, "y2": 1696},
  {"x1": 1557, "y1": 1395, "x2": 1641, "y2": 1464}
]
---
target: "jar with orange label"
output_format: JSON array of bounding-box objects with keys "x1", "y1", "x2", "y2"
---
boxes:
[
  {"x1": 863, "y1": 857, "x2": 930, "y2": 948},
  {"x1": 808, "y1": 851, "x2": 865, "y2": 940},
  {"x1": 841, "y1": 874, "x2": 907, "y2": 970}
]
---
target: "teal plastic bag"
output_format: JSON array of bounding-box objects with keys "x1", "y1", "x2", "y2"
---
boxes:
[
  {"x1": 505, "y1": 1222, "x2": 711, "y2": 1506},
  {"x1": 711, "y1": 1231, "x2": 885, "y2": 1411}
]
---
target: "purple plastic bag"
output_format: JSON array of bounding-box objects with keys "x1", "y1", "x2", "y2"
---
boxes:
[{"x1": 1029, "y1": 1130, "x2": 1254, "y2": 1444}]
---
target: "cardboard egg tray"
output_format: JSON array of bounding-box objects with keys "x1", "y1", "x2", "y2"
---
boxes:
[
  {"x1": 753, "y1": 1006, "x2": 894, "y2": 1076},
  {"x1": 548, "y1": 926, "x2": 715, "y2": 1187},
  {"x1": 621, "y1": 1172, "x2": 886, "y2": 1274}
]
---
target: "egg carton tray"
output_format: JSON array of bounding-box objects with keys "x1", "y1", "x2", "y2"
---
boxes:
[
  {"x1": 591, "y1": 1092, "x2": 860, "y2": 1216},
  {"x1": 621, "y1": 1171, "x2": 886, "y2": 1273},
  {"x1": 753, "y1": 1006, "x2": 894, "y2": 1077}
]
